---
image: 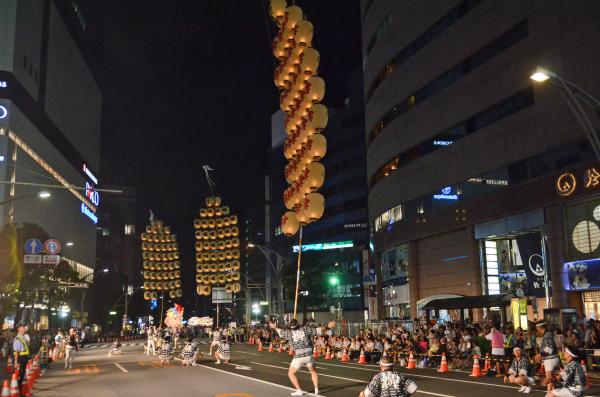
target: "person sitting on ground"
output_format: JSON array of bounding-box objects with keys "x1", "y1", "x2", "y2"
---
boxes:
[
  {"x1": 215, "y1": 336, "x2": 231, "y2": 364},
  {"x1": 158, "y1": 335, "x2": 174, "y2": 365},
  {"x1": 547, "y1": 347, "x2": 586, "y2": 397},
  {"x1": 181, "y1": 335, "x2": 200, "y2": 366},
  {"x1": 504, "y1": 347, "x2": 535, "y2": 394},
  {"x1": 108, "y1": 338, "x2": 122, "y2": 357}
]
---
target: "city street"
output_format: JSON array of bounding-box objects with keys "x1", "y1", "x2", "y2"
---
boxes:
[{"x1": 31, "y1": 340, "x2": 600, "y2": 397}]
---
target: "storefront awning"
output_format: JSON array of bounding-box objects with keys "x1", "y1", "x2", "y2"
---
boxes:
[{"x1": 422, "y1": 293, "x2": 515, "y2": 310}]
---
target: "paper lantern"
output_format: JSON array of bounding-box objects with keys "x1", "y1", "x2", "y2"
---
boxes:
[
  {"x1": 283, "y1": 6, "x2": 303, "y2": 29},
  {"x1": 303, "y1": 192, "x2": 325, "y2": 222},
  {"x1": 208, "y1": 219, "x2": 216, "y2": 229},
  {"x1": 295, "y1": 20, "x2": 313, "y2": 48},
  {"x1": 306, "y1": 162, "x2": 325, "y2": 191},
  {"x1": 225, "y1": 284, "x2": 233, "y2": 293},
  {"x1": 281, "y1": 211, "x2": 300, "y2": 236},
  {"x1": 295, "y1": 204, "x2": 310, "y2": 225},
  {"x1": 232, "y1": 260, "x2": 241, "y2": 270},
  {"x1": 206, "y1": 197, "x2": 215, "y2": 207},
  {"x1": 298, "y1": 47, "x2": 319, "y2": 76}
]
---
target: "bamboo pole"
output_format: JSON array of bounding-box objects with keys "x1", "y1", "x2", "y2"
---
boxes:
[{"x1": 293, "y1": 226, "x2": 303, "y2": 319}]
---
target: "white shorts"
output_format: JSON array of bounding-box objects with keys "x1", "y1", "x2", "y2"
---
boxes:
[
  {"x1": 290, "y1": 355, "x2": 314, "y2": 369},
  {"x1": 544, "y1": 357, "x2": 560, "y2": 372},
  {"x1": 551, "y1": 388, "x2": 576, "y2": 397},
  {"x1": 211, "y1": 341, "x2": 219, "y2": 347}
]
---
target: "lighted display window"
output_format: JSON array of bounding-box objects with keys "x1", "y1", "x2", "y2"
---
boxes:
[{"x1": 565, "y1": 198, "x2": 600, "y2": 261}]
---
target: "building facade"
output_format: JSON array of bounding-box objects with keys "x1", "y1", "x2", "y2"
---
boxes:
[
  {"x1": 363, "y1": 0, "x2": 600, "y2": 321},
  {"x1": 0, "y1": 0, "x2": 102, "y2": 324},
  {"x1": 270, "y1": 70, "x2": 371, "y2": 323}
]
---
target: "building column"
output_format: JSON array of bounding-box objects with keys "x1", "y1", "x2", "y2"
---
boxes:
[
  {"x1": 407, "y1": 241, "x2": 419, "y2": 319},
  {"x1": 545, "y1": 204, "x2": 568, "y2": 308},
  {"x1": 375, "y1": 251, "x2": 384, "y2": 320},
  {"x1": 467, "y1": 226, "x2": 484, "y2": 322}
]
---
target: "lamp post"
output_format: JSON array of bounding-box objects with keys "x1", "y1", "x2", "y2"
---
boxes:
[
  {"x1": 247, "y1": 243, "x2": 285, "y2": 320},
  {"x1": 530, "y1": 68, "x2": 600, "y2": 163}
]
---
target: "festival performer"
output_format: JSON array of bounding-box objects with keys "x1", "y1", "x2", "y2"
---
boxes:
[
  {"x1": 504, "y1": 347, "x2": 534, "y2": 394},
  {"x1": 269, "y1": 319, "x2": 336, "y2": 397},
  {"x1": 209, "y1": 326, "x2": 222, "y2": 355},
  {"x1": 547, "y1": 347, "x2": 587, "y2": 397},
  {"x1": 158, "y1": 335, "x2": 174, "y2": 366},
  {"x1": 359, "y1": 356, "x2": 418, "y2": 397},
  {"x1": 146, "y1": 326, "x2": 157, "y2": 356},
  {"x1": 535, "y1": 321, "x2": 560, "y2": 393},
  {"x1": 215, "y1": 336, "x2": 231, "y2": 364},
  {"x1": 181, "y1": 335, "x2": 200, "y2": 366},
  {"x1": 108, "y1": 338, "x2": 123, "y2": 357}
]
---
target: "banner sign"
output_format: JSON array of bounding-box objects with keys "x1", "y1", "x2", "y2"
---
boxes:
[{"x1": 516, "y1": 233, "x2": 550, "y2": 297}]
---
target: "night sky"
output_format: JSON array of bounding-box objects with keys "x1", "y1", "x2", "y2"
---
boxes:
[{"x1": 82, "y1": 0, "x2": 362, "y2": 309}]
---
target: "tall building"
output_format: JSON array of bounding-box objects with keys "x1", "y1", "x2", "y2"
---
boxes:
[
  {"x1": 0, "y1": 1, "x2": 102, "y2": 324},
  {"x1": 90, "y1": 185, "x2": 139, "y2": 331},
  {"x1": 269, "y1": 70, "x2": 370, "y2": 323},
  {"x1": 363, "y1": 0, "x2": 600, "y2": 322}
]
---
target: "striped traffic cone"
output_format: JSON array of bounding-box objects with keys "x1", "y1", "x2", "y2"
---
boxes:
[
  {"x1": 278, "y1": 344, "x2": 283, "y2": 353},
  {"x1": 341, "y1": 349, "x2": 349, "y2": 362},
  {"x1": 581, "y1": 360, "x2": 591, "y2": 389},
  {"x1": 1, "y1": 380, "x2": 9, "y2": 397},
  {"x1": 5, "y1": 357, "x2": 13, "y2": 374},
  {"x1": 324, "y1": 347, "x2": 332, "y2": 360},
  {"x1": 407, "y1": 352, "x2": 416, "y2": 369},
  {"x1": 358, "y1": 349, "x2": 367, "y2": 364},
  {"x1": 8, "y1": 374, "x2": 18, "y2": 397},
  {"x1": 470, "y1": 355, "x2": 482, "y2": 377},
  {"x1": 484, "y1": 353, "x2": 491, "y2": 372},
  {"x1": 268, "y1": 342, "x2": 274, "y2": 353},
  {"x1": 438, "y1": 353, "x2": 449, "y2": 373},
  {"x1": 313, "y1": 346, "x2": 319, "y2": 359}
]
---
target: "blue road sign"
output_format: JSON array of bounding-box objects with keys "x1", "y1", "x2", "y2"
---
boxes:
[{"x1": 24, "y1": 239, "x2": 43, "y2": 255}]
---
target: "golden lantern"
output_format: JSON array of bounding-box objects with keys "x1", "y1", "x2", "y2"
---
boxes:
[
  {"x1": 217, "y1": 229, "x2": 225, "y2": 239},
  {"x1": 216, "y1": 218, "x2": 224, "y2": 229},
  {"x1": 196, "y1": 274, "x2": 203, "y2": 283},
  {"x1": 210, "y1": 274, "x2": 218, "y2": 284},
  {"x1": 209, "y1": 231, "x2": 217, "y2": 240},
  {"x1": 196, "y1": 264, "x2": 202, "y2": 273},
  {"x1": 195, "y1": 252, "x2": 203, "y2": 262},
  {"x1": 234, "y1": 283, "x2": 241, "y2": 293},
  {"x1": 206, "y1": 197, "x2": 215, "y2": 207},
  {"x1": 176, "y1": 280, "x2": 181, "y2": 288},
  {"x1": 281, "y1": 211, "x2": 300, "y2": 236},
  {"x1": 217, "y1": 240, "x2": 225, "y2": 250},
  {"x1": 200, "y1": 220, "x2": 208, "y2": 229},
  {"x1": 199, "y1": 209, "x2": 208, "y2": 218},
  {"x1": 299, "y1": 47, "x2": 319, "y2": 76},
  {"x1": 232, "y1": 272, "x2": 241, "y2": 281},
  {"x1": 195, "y1": 242, "x2": 203, "y2": 252},
  {"x1": 206, "y1": 208, "x2": 215, "y2": 217},
  {"x1": 217, "y1": 252, "x2": 226, "y2": 261},
  {"x1": 193, "y1": 219, "x2": 201, "y2": 229},
  {"x1": 195, "y1": 230, "x2": 203, "y2": 240},
  {"x1": 175, "y1": 270, "x2": 180, "y2": 278},
  {"x1": 168, "y1": 290, "x2": 176, "y2": 299},
  {"x1": 305, "y1": 162, "x2": 325, "y2": 191},
  {"x1": 214, "y1": 197, "x2": 222, "y2": 206},
  {"x1": 225, "y1": 284, "x2": 233, "y2": 293},
  {"x1": 232, "y1": 260, "x2": 241, "y2": 270},
  {"x1": 230, "y1": 215, "x2": 238, "y2": 225},
  {"x1": 174, "y1": 261, "x2": 180, "y2": 269},
  {"x1": 141, "y1": 233, "x2": 147, "y2": 241},
  {"x1": 215, "y1": 207, "x2": 223, "y2": 217},
  {"x1": 232, "y1": 238, "x2": 240, "y2": 248},
  {"x1": 303, "y1": 192, "x2": 325, "y2": 222},
  {"x1": 217, "y1": 274, "x2": 226, "y2": 284},
  {"x1": 174, "y1": 252, "x2": 180, "y2": 260},
  {"x1": 222, "y1": 206, "x2": 230, "y2": 215},
  {"x1": 208, "y1": 219, "x2": 216, "y2": 229},
  {"x1": 295, "y1": 204, "x2": 309, "y2": 226}
]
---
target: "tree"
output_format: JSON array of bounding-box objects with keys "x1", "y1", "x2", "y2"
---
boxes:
[{"x1": 0, "y1": 223, "x2": 79, "y2": 324}]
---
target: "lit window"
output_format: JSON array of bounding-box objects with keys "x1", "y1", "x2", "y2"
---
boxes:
[
  {"x1": 124, "y1": 224, "x2": 135, "y2": 236},
  {"x1": 102, "y1": 228, "x2": 110, "y2": 237}
]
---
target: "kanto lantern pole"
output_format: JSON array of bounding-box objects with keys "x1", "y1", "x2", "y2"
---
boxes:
[{"x1": 293, "y1": 226, "x2": 303, "y2": 319}]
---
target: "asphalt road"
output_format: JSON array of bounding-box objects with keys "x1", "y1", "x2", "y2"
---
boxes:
[{"x1": 25, "y1": 340, "x2": 600, "y2": 397}]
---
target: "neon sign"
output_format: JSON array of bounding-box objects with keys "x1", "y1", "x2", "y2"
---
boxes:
[
  {"x1": 0, "y1": 106, "x2": 7, "y2": 119},
  {"x1": 433, "y1": 140, "x2": 453, "y2": 146},
  {"x1": 85, "y1": 182, "x2": 100, "y2": 206},
  {"x1": 292, "y1": 240, "x2": 353, "y2": 253},
  {"x1": 433, "y1": 186, "x2": 458, "y2": 200},
  {"x1": 556, "y1": 172, "x2": 577, "y2": 197},
  {"x1": 80, "y1": 203, "x2": 98, "y2": 224},
  {"x1": 0, "y1": 81, "x2": 6, "y2": 88},
  {"x1": 82, "y1": 163, "x2": 98, "y2": 184}
]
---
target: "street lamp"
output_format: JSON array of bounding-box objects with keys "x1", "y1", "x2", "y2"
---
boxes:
[
  {"x1": 246, "y1": 242, "x2": 285, "y2": 320},
  {"x1": 79, "y1": 268, "x2": 110, "y2": 316},
  {"x1": 252, "y1": 303, "x2": 260, "y2": 320},
  {"x1": 65, "y1": 241, "x2": 75, "y2": 247},
  {"x1": 37, "y1": 191, "x2": 51, "y2": 199},
  {"x1": 530, "y1": 67, "x2": 600, "y2": 163}
]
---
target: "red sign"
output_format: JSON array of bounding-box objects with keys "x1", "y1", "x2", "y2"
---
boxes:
[{"x1": 43, "y1": 239, "x2": 61, "y2": 255}]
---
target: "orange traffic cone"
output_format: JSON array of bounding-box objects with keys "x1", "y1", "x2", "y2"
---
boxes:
[
  {"x1": 278, "y1": 344, "x2": 283, "y2": 353},
  {"x1": 358, "y1": 349, "x2": 367, "y2": 364},
  {"x1": 268, "y1": 342, "x2": 274, "y2": 353},
  {"x1": 26, "y1": 363, "x2": 33, "y2": 389},
  {"x1": 1, "y1": 380, "x2": 9, "y2": 397},
  {"x1": 20, "y1": 381, "x2": 30, "y2": 397},
  {"x1": 438, "y1": 352, "x2": 449, "y2": 373},
  {"x1": 9, "y1": 373, "x2": 18, "y2": 397},
  {"x1": 341, "y1": 349, "x2": 349, "y2": 362},
  {"x1": 5, "y1": 357, "x2": 13, "y2": 374},
  {"x1": 258, "y1": 341, "x2": 263, "y2": 352},
  {"x1": 33, "y1": 355, "x2": 40, "y2": 378},
  {"x1": 484, "y1": 353, "x2": 491, "y2": 372},
  {"x1": 324, "y1": 347, "x2": 332, "y2": 360},
  {"x1": 313, "y1": 347, "x2": 319, "y2": 359},
  {"x1": 581, "y1": 360, "x2": 591, "y2": 389},
  {"x1": 407, "y1": 352, "x2": 416, "y2": 369},
  {"x1": 470, "y1": 355, "x2": 482, "y2": 377}
]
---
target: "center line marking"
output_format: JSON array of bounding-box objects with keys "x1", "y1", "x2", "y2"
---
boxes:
[
  {"x1": 114, "y1": 363, "x2": 128, "y2": 373},
  {"x1": 250, "y1": 362, "x2": 454, "y2": 397}
]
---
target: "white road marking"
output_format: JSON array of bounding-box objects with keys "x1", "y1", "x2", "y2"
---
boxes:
[
  {"x1": 234, "y1": 365, "x2": 252, "y2": 370},
  {"x1": 195, "y1": 364, "x2": 321, "y2": 396},
  {"x1": 114, "y1": 363, "x2": 128, "y2": 373},
  {"x1": 252, "y1": 362, "x2": 455, "y2": 397},
  {"x1": 234, "y1": 351, "x2": 260, "y2": 356}
]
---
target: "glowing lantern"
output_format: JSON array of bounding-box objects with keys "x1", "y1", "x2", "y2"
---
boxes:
[
  {"x1": 304, "y1": 192, "x2": 325, "y2": 222},
  {"x1": 307, "y1": 133, "x2": 327, "y2": 161},
  {"x1": 299, "y1": 48, "x2": 319, "y2": 76},
  {"x1": 281, "y1": 211, "x2": 299, "y2": 236},
  {"x1": 295, "y1": 20, "x2": 313, "y2": 47},
  {"x1": 295, "y1": 204, "x2": 309, "y2": 225},
  {"x1": 306, "y1": 162, "x2": 325, "y2": 191}
]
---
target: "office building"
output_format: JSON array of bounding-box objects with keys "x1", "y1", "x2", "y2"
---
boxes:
[{"x1": 363, "y1": 0, "x2": 600, "y2": 321}]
